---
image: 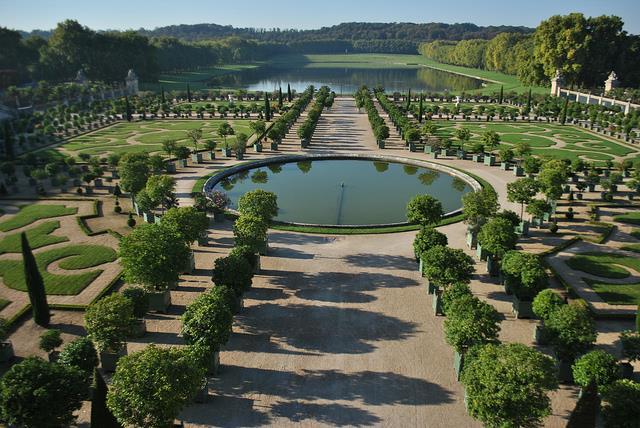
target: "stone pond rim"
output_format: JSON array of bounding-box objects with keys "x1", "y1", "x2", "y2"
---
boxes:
[{"x1": 203, "y1": 153, "x2": 482, "y2": 229}]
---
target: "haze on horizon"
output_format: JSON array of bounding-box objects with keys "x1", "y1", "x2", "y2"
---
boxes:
[{"x1": 2, "y1": 0, "x2": 640, "y2": 34}]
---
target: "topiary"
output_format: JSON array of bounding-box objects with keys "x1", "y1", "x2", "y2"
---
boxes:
[
  {"x1": 421, "y1": 245, "x2": 475, "y2": 288},
  {"x1": 39, "y1": 329, "x2": 62, "y2": 353},
  {"x1": 122, "y1": 287, "x2": 149, "y2": 319},
  {"x1": 572, "y1": 350, "x2": 620, "y2": 390},
  {"x1": 58, "y1": 337, "x2": 99, "y2": 382},
  {"x1": 441, "y1": 282, "x2": 472, "y2": 314},
  {"x1": 181, "y1": 287, "x2": 233, "y2": 352},
  {"x1": 406, "y1": 194, "x2": 444, "y2": 226},
  {"x1": 444, "y1": 294, "x2": 501, "y2": 353},
  {"x1": 413, "y1": 226, "x2": 448, "y2": 260},
  {"x1": 237, "y1": 189, "x2": 278, "y2": 222},
  {"x1": 532, "y1": 289, "x2": 565, "y2": 321},
  {"x1": 126, "y1": 213, "x2": 136, "y2": 228},
  {"x1": 114, "y1": 205, "x2": 122, "y2": 213},
  {"x1": 84, "y1": 293, "x2": 135, "y2": 353},
  {"x1": 229, "y1": 245, "x2": 258, "y2": 270},
  {"x1": 600, "y1": 380, "x2": 640, "y2": 427},
  {"x1": 211, "y1": 254, "x2": 253, "y2": 296},
  {"x1": 233, "y1": 214, "x2": 268, "y2": 251},
  {"x1": 546, "y1": 303, "x2": 597, "y2": 361}
]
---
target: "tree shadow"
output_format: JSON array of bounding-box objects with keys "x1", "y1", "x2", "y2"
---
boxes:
[
  {"x1": 268, "y1": 247, "x2": 315, "y2": 260},
  {"x1": 236, "y1": 303, "x2": 419, "y2": 354},
  {"x1": 180, "y1": 395, "x2": 271, "y2": 427},
  {"x1": 268, "y1": 232, "x2": 334, "y2": 246},
  {"x1": 223, "y1": 331, "x2": 320, "y2": 357},
  {"x1": 271, "y1": 401, "x2": 381, "y2": 426},
  {"x1": 344, "y1": 253, "x2": 417, "y2": 271},
  {"x1": 247, "y1": 286, "x2": 288, "y2": 301}
]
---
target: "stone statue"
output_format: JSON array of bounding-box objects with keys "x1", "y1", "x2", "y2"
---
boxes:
[{"x1": 125, "y1": 69, "x2": 139, "y2": 95}]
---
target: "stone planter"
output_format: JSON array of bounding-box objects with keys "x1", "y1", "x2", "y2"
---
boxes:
[
  {"x1": 483, "y1": 155, "x2": 496, "y2": 166},
  {"x1": 588, "y1": 184, "x2": 596, "y2": 192},
  {"x1": 423, "y1": 145, "x2": 433, "y2": 154},
  {"x1": 0, "y1": 341, "x2": 15, "y2": 363},
  {"x1": 270, "y1": 142, "x2": 279, "y2": 151},
  {"x1": 130, "y1": 318, "x2": 147, "y2": 338},
  {"x1": 516, "y1": 220, "x2": 530, "y2": 237},
  {"x1": 418, "y1": 258, "x2": 424, "y2": 276},
  {"x1": 236, "y1": 152, "x2": 244, "y2": 160},
  {"x1": 486, "y1": 256, "x2": 499, "y2": 276},
  {"x1": 183, "y1": 251, "x2": 196, "y2": 274},
  {"x1": 94, "y1": 178, "x2": 103, "y2": 187},
  {"x1": 100, "y1": 348, "x2": 127, "y2": 372},
  {"x1": 147, "y1": 289, "x2": 171, "y2": 313},
  {"x1": 533, "y1": 324, "x2": 549, "y2": 345},
  {"x1": 223, "y1": 147, "x2": 232, "y2": 157},
  {"x1": 143, "y1": 212, "x2": 155, "y2": 223},
  {"x1": 300, "y1": 139, "x2": 309, "y2": 148},
  {"x1": 428, "y1": 152, "x2": 438, "y2": 159},
  {"x1": 205, "y1": 151, "x2": 216, "y2": 160},
  {"x1": 377, "y1": 140, "x2": 385, "y2": 149},
  {"x1": 476, "y1": 243, "x2": 488, "y2": 261},
  {"x1": 254, "y1": 142, "x2": 263, "y2": 152},
  {"x1": 178, "y1": 159, "x2": 188, "y2": 168},
  {"x1": 454, "y1": 350, "x2": 465, "y2": 381},
  {"x1": 456, "y1": 149, "x2": 466, "y2": 160},
  {"x1": 154, "y1": 214, "x2": 162, "y2": 224},
  {"x1": 258, "y1": 238, "x2": 269, "y2": 256},
  {"x1": 192, "y1": 153, "x2": 203, "y2": 164},
  {"x1": 166, "y1": 162, "x2": 176, "y2": 173},
  {"x1": 512, "y1": 295, "x2": 534, "y2": 319},
  {"x1": 440, "y1": 148, "x2": 449, "y2": 156},
  {"x1": 194, "y1": 378, "x2": 209, "y2": 403},
  {"x1": 472, "y1": 154, "x2": 483, "y2": 163},
  {"x1": 466, "y1": 230, "x2": 477, "y2": 249},
  {"x1": 408, "y1": 142, "x2": 416, "y2": 152},
  {"x1": 432, "y1": 289, "x2": 443, "y2": 316}
]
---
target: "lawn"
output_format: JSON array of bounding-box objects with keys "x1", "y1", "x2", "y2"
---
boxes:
[
  {"x1": 622, "y1": 244, "x2": 640, "y2": 253},
  {"x1": 59, "y1": 120, "x2": 255, "y2": 158},
  {"x1": 566, "y1": 252, "x2": 640, "y2": 279},
  {"x1": 630, "y1": 229, "x2": 640, "y2": 239},
  {"x1": 614, "y1": 212, "x2": 640, "y2": 226},
  {"x1": 583, "y1": 278, "x2": 640, "y2": 305},
  {"x1": 0, "y1": 298, "x2": 10, "y2": 311},
  {"x1": 0, "y1": 205, "x2": 77, "y2": 232},
  {"x1": 0, "y1": 244, "x2": 117, "y2": 295},
  {"x1": 0, "y1": 221, "x2": 68, "y2": 254}
]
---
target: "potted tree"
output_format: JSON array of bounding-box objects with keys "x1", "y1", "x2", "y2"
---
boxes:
[
  {"x1": 174, "y1": 145, "x2": 191, "y2": 168},
  {"x1": 57, "y1": 337, "x2": 99, "y2": 386},
  {"x1": 413, "y1": 226, "x2": 448, "y2": 269},
  {"x1": 506, "y1": 177, "x2": 539, "y2": 236},
  {"x1": 462, "y1": 187, "x2": 499, "y2": 249},
  {"x1": 619, "y1": 329, "x2": 640, "y2": 379},
  {"x1": 477, "y1": 217, "x2": 518, "y2": 276},
  {"x1": 572, "y1": 350, "x2": 620, "y2": 398},
  {"x1": 0, "y1": 318, "x2": 14, "y2": 363},
  {"x1": 39, "y1": 329, "x2": 63, "y2": 362},
  {"x1": 406, "y1": 194, "x2": 444, "y2": 227},
  {"x1": 546, "y1": 303, "x2": 598, "y2": 383},
  {"x1": 187, "y1": 128, "x2": 203, "y2": 163},
  {"x1": 532, "y1": 289, "x2": 565, "y2": 344},
  {"x1": 297, "y1": 122, "x2": 312, "y2": 147},
  {"x1": 122, "y1": 287, "x2": 149, "y2": 338},
  {"x1": 235, "y1": 132, "x2": 248, "y2": 160},
  {"x1": 237, "y1": 189, "x2": 279, "y2": 251},
  {"x1": 267, "y1": 124, "x2": 283, "y2": 150},
  {"x1": 461, "y1": 343, "x2": 558, "y2": 428},
  {"x1": 211, "y1": 254, "x2": 254, "y2": 312},
  {"x1": 84, "y1": 293, "x2": 135, "y2": 371},
  {"x1": 218, "y1": 121, "x2": 234, "y2": 155},
  {"x1": 482, "y1": 130, "x2": 500, "y2": 166},
  {"x1": 499, "y1": 146, "x2": 514, "y2": 170},
  {"x1": 501, "y1": 251, "x2": 548, "y2": 318},
  {"x1": 444, "y1": 294, "x2": 502, "y2": 380},
  {"x1": 181, "y1": 287, "x2": 233, "y2": 375},
  {"x1": 233, "y1": 214, "x2": 269, "y2": 256},
  {"x1": 106, "y1": 345, "x2": 205, "y2": 427},
  {"x1": 204, "y1": 139, "x2": 217, "y2": 160},
  {"x1": 161, "y1": 206, "x2": 209, "y2": 274},
  {"x1": 118, "y1": 223, "x2": 191, "y2": 313},
  {"x1": 421, "y1": 245, "x2": 475, "y2": 305},
  {"x1": 230, "y1": 245, "x2": 261, "y2": 274},
  {"x1": 405, "y1": 127, "x2": 421, "y2": 152},
  {"x1": 375, "y1": 124, "x2": 390, "y2": 149},
  {"x1": 527, "y1": 199, "x2": 551, "y2": 228},
  {"x1": 250, "y1": 120, "x2": 266, "y2": 152}
]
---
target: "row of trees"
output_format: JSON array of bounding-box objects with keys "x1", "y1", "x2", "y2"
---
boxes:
[
  {"x1": 296, "y1": 86, "x2": 332, "y2": 143},
  {"x1": 355, "y1": 86, "x2": 390, "y2": 147},
  {"x1": 265, "y1": 85, "x2": 314, "y2": 146},
  {"x1": 419, "y1": 13, "x2": 640, "y2": 89}
]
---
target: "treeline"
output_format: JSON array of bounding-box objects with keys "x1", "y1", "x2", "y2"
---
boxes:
[
  {"x1": 137, "y1": 22, "x2": 533, "y2": 43},
  {"x1": 419, "y1": 13, "x2": 640, "y2": 89},
  {"x1": 1, "y1": 21, "x2": 284, "y2": 86}
]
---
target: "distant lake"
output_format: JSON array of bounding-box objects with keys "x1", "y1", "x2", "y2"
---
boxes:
[{"x1": 206, "y1": 66, "x2": 484, "y2": 94}]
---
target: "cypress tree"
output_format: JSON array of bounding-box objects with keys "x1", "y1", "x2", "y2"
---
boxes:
[
  {"x1": 161, "y1": 86, "x2": 166, "y2": 105},
  {"x1": 3, "y1": 122, "x2": 14, "y2": 160},
  {"x1": 21, "y1": 233, "x2": 49, "y2": 327},
  {"x1": 498, "y1": 85, "x2": 504, "y2": 104},
  {"x1": 418, "y1": 94, "x2": 424, "y2": 123},
  {"x1": 560, "y1": 97, "x2": 569, "y2": 125},
  {"x1": 526, "y1": 88, "x2": 532, "y2": 112},
  {"x1": 278, "y1": 87, "x2": 283, "y2": 108},
  {"x1": 124, "y1": 96, "x2": 132, "y2": 122},
  {"x1": 91, "y1": 368, "x2": 121, "y2": 428},
  {"x1": 187, "y1": 83, "x2": 192, "y2": 102},
  {"x1": 406, "y1": 89, "x2": 411, "y2": 110},
  {"x1": 635, "y1": 304, "x2": 639, "y2": 333},
  {"x1": 287, "y1": 84, "x2": 292, "y2": 102},
  {"x1": 264, "y1": 93, "x2": 271, "y2": 121}
]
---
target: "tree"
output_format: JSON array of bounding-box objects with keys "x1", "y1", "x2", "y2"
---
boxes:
[
  {"x1": 181, "y1": 287, "x2": 233, "y2": 352},
  {"x1": 211, "y1": 253, "x2": 253, "y2": 296},
  {"x1": 601, "y1": 380, "x2": 640, "y2": 428},
  {"x1": 237, "y1": 189, "x2": 278, "y2": 222},
  {"x1": 418, "y1": 93, "x2": 424, "y2": 123},
  {"x1": 572, "y1": 350, "x2": 619, "y2": 391},
  {"x1": 233, "y1": 214, "x2": 268, "y2": 251},
  {"x1": 39, "y1": 329, "x2": 62, "y2": 353},
  {"x1": 461, "y1": 343, "x2": 558, "y2": 428},
  {"x1": 122, "y1": 287, "x2": 149, "y2": 319},
  {"x1": 526, "y1": 199, "x2": 551, "y2": 222},
  {"x1": 507, "y1": 177, "x2": 540, "y2": 219},
  {"x1": 287, "y1": 83, "x2": 292, "y2": 102},
  {"x1": 444, "y1": 295, "x2": 501, "y2": 353},
  {"x1": 455, "y1": 127, "x2": 471, "y2": 146},
  {"x1": 186, "y1": 127, "x2": 202, "y2": 152},
  {"x1": 546, "y1": 303, "x2": 597, "y2": 361},
  {"x1": 406, "y1": 194, "x2": 444, "y2": 226},
  {"x1": 538, "y1": 160, "x2": 568, "y2": 201},
  {"x1": 278, "y1": 86, "x2": 283, "y2": 108},
  {"x1": 21, "y1": 233, "x2": 49, "y2": 326},
  {"x1": 264, "y1": 93, "x2": 271, "y2": 121},
  {"x1": 413, "y1": 226, "x2": 448, "y2": 260},
  {"x1": 118, "y1": 153, "x2": 150, "y2": 199},
  {"x1": 421, "y1": 245, "x2": 475, "y2": 287},
  {"x1": 174, "y1": 145, "x2": 191, "y2": 160},
  {"x1": 91, "y1": 368, "x2": 121, "y2": 428},
  {"x1": 119, "y1": 223, "x2": 190, "y2": 291},
  {"x1": 498, "y1": 85, "x2": 504, "y2": 104},
  {"x1": 3, "y1": 122, "x2": 14, "y2": 160},
  {"x1": 58, "y1": 337, "x2": 99, "y2": 381},
  {"x1": 0, "y1": 357, "x2": 88, "y2": 427},
  {"x1": 477, "y1": 217, "x2": 518, "y2": 259},
  {"x1": 249, "y1": 120, "x2": 266, "y2": 139},
  {"x1": 107, "y1": 345, "x2": 205, "y2": 428},
  {"x1": 532, "y1": 289, "x2": 564, "y2": 321},
  {"x1": 161, "y1": 206, "x2": 208, "y2": 245},
  {"x1": 84, "y1": 294, "x2": 134, "y2": 353},
  {"x1": 217, "y1": 122, "x2": 234, "y2": 146},
  {"x1": 482, "y1": 130, "x2": 500, "y2": 153},
  {"x1": 145, "y1": 174, "x2": 175, "y2": 211},
  {"x1": 462, "y1": 187, "x2": 499, "y2": 230}
]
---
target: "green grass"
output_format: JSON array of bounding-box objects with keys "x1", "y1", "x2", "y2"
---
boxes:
[
  {"x1": 60, "y1": 120, "x2": 255, "y2": 158},
  {"x1": 583, "y1": 278, "x2": 640, "y2": 305},
  {"x1": 621, "y1": 244, "x2": 640, "y2": 253},
  {"x1": 0, "y1": 298, "x2": 10, "y2": 311},
  {"x1": 614, "y1": 212, "x2": 640, "y2": 226},
  {"x1": 0, "y1": 205, "x2": 77, "y2": 232},
  {"x1": 0, "y1": 221, "x2": 68, "y2": 254},
  {"x1": 630, "y1": 229, "x2": 640, "y2": 239},
  {"x1": 566, "y1": 252, "x2": 640, "y2": 279},
  {"x1": 0, "y1": 245, "x2": 117, "y2": 295}
]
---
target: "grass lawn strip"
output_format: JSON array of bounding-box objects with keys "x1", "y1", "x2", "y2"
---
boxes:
[
  {"x1": 583, "y1": 277, "x2": 640, "y2": 306},
  {"x1": 0, "y1": 244, "x2": 117, "y2": 295},
  {"x1": 0, "y1": 221, "x2": 68, "y2": 254},
  {"x1": 614, "y1": 212, "x2": 640, "y2": 226},
  {"x1": 0, "y1": 204, "x2": 77, "y2": 232},
  {"x1": 566, "y1": 252, "x2": 640, "y2": 279}
]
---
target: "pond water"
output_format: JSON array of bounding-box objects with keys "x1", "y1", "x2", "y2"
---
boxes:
[
  {"x1": 207, "y1": 66, "x2": 484, "y2": 94},
  {"x1": 212, "y1": 159, "x2": 473, "y2": 226}
]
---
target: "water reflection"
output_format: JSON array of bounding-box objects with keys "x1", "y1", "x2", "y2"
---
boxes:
[
  {"x1": 403, "y1": 165, "x2": 418, "y2": 175},
  {"x1": 251, "y1": 170, "x2": 268, "y2": 184},
  {"x1": 418, "y1": 171, "x2": 440, "y2": 186},
  {"x1": 297, "y1": 161, "x2": 312, "y2": 174},
  {"x1": 373, "y1": 161, "x2": 389, "y2": 173}
]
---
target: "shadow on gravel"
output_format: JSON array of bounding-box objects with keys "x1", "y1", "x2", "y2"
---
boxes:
[{"x1": 344, "y1": 253, "x2": 417, "y2": 271}]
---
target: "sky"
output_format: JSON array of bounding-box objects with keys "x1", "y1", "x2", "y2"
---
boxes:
[{"x1": 2, "y1": 0, "x2": 640, "y2": 33}]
